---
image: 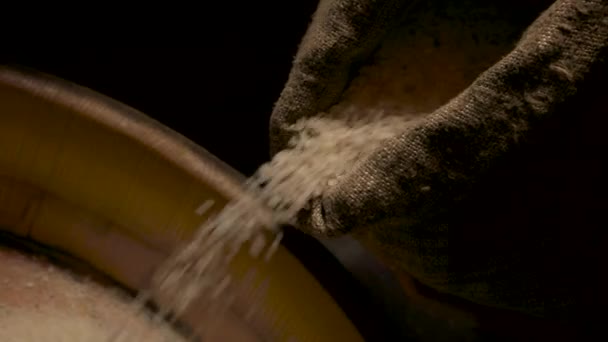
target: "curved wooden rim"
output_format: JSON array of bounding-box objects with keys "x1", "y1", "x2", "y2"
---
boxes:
[{"x1": 0, "y1": 65, "x2": 245, "y2": 200}]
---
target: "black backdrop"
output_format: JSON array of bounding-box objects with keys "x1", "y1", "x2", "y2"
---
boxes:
[{"x1": 0, "y1": 1, "x2": 318, "y2": 176}]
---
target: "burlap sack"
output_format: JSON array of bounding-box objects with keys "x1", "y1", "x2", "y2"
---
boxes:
[{"x1": 270, "y1": 0, "x2": 608, "y2": 319}]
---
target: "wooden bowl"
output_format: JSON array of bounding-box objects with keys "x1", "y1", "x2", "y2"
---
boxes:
[{"x1": 0, "y1": 66, "x2": 365, "y2": 341}]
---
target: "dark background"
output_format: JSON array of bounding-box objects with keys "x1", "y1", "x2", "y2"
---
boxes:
[{"x1": 0, "y1": 1, "x2": 319, "y2": 176}]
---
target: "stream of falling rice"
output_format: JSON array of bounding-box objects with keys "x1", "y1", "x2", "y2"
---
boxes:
[{"x1": 111, "y1": 111, "x2": 411, "y2": 341}]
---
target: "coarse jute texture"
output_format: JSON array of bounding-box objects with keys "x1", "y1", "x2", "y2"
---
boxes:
[
  {"x1": 271, "y1": 0, "x2": 608, "y2": 321},
  {"x1": 132, "y1": 0, "x2": 608, "y2": 338}
]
